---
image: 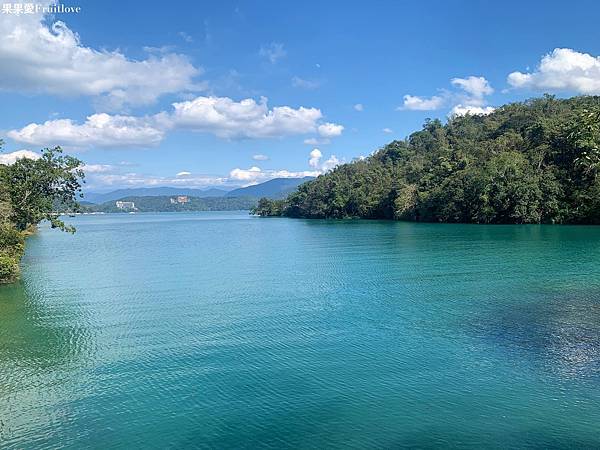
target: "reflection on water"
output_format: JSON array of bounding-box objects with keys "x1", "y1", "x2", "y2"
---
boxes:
[
  {"x1": 1, "y1": 213, "x2": 600, "y2": 448},
  {"x1": 0, "y1": 281, "x2": 94, "y2": 446},
  {"x1": 471, "y1": 286, "x2": 600, "y2": 380}
]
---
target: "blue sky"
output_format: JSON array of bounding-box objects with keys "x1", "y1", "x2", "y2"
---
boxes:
[{"x1": 1, "y1": 0, "x2": 600, "y2": 191}]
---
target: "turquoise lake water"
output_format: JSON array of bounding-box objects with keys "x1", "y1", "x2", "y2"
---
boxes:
[{"x1": 1, "y1": 212, "x2": 600, "y2": 448}]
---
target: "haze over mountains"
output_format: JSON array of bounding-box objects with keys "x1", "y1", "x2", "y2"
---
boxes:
[
  {"x1": 83, "y1": 177, "x2": 313, "y2": 204},
  {"x1": 224, "y1": 177, "x2": 314, "y2": 198},
  {"x1": 84, "y1": 187, "x2": 227, "y2": 204}
]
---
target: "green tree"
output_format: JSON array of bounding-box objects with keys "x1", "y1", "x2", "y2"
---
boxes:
[
  {"x1": 1, "y1": 146, "x2": 85, "y2": 233},
  {"x1": 251, "y1": 198, "x2": 286, "y2": 216},
  {"x1": 261, "y1": 95, "x2": 600, "y2": 224},
  {"x1": 569, "y1": 108, "x2": 600, "y2": 179}
]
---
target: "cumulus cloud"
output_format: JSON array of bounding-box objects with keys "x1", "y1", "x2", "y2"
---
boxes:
[
  {"x1": 307, "y1": 148, "x2": 340, "y2": 172},
  {"x1": 317, "y1": 122, "x2": 344, "y2": 137},
  {"x1": 168, "y1": 96, "x2": 334, "y2": 139},
  {"x1": 309, "y1": 148, "x2": 322, "y2": 168},
  {"x1": 382, "y1": 128, "x2": 393, "y2": 134},
  {"x1": 401, "y1": 76, "x2": 494, "y2": 113},
  {"x1": 176, "y1": 171, "x2": 192, "y2": 177},
  {"x1": 451, "y1": 76, "x2": 493, "y2": 104},
  {"x1": 354, "y1": 103, "x2": 364, "y2": 111},
  {"x1": 259, "y1": 42, "x2": 286, "y2": 63},
  {"x1": 321, "y1": 155, "x2": 340, "y2": 171},
  {"x1": 400, "y1": 94, "x2": 445, "y2": 111},
  {"x1": 252, "y1": 154, "x2": 269, "y2": 161},
  {"x1": 8, "y1": 96, "x2": 344, "y2": 148},
  {"x1": 8, "y1": 113, "x2": 165, "y2": 149},
  {"x1": 0, "y1": 150, "x2": 40, "y2": 165},
  {"x1": 0, "y1": 4, "x2": 203, "y2": 109},
  {"x1": 228, "y1": 166, "x2": 319, "y2": 186},
  {"x1": 450, "y1": 105, "x2": 495, "y2": 117},
  {"x1": 507, "y1": 48, "x2": 600, "y2": 94},
  {"x1": 229, "y1": 166, "x2": 262, "y2": 181}
]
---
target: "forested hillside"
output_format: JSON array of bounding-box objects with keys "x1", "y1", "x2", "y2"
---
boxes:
[{"x1": 254, "y1": 96, "x2": 600, "y2": 224}]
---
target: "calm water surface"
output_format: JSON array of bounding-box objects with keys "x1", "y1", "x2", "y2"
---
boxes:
[{"x1": 1, "y1": 212, "x2": 600, "y2": 448}]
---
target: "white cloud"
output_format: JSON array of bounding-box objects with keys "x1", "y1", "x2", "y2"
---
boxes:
[
  {"x1": 321, "y1": 155, "x2": 340, "y2": 171},
  {"x1": 8, "y1": 113, "x2": 165, "y2": 149},
  {"x1": 451, "y1": 76, "x2": 493, "y2": 104},
  {"x1": 317, "y1": 122, "x2": 344, "y2": 137},
  {"x1": 0, "y1": 5, "x2": 203, "y2": 109},
  {"x1": 307, "y1": 148, "x2": 341, "y2": 172},
  {"x1": 83, "y1": 150, "x2": 342, "y2": 190},
  {"x1": 0, "y1": 150, "x2": 40, "y2": 165},
  {"x1": 508, "y1": 48, "x2": 600, "y2": 94},
  {"x1": 85, "y1": 171, "x2": 227, "y2": 191},
  {"x1": 83, "y1": 164, "x2": 114, "y2": 173},
  {"x1": 401, "y1": 76, "x2": 494, "y2": 114},
  {"x1": 169, "y1": 96, "x2": 329, "y2": 139},
  {"x1": 292, "y1": 76, "x2": 320, "y2": 90},
  {"x1": 309, "y1": 148, "x2": 322, "y2": 168},
  {"x1": 83, "y1": 159, "x2": 322, "y2": 190},
  {"x1": 83, "y1": 164, "x2": 323, "y2": 190},
  {"x1": 225, "y1": 148, "x2": 339, "y2": 187},
  {"x1": 450, "y1": 105, "x2": 495, "y2": 117},
  {"x1": 228, "y1": 166, "x2": 319, "y2": 186},
  {"x1": 303, "y1": 137, "x2": 330, "y2": 145},
  {"x1": 353, "y1": 103, "x2": 364, "y2": 111},
  {"x1": 8, "y1": 96, "x2": 344, "y2": 148},
  {"x1": 382, "y1": 128, "x2": 393, "y2": 134},
  {"x1": 400, "y1": 94, "x2": 445, "y2": 111},
  {"x1": 259, "y1": 42, "x2": 286, "y2": 63},
  {"x1": 229, "y1": 166, "x2": 262, "y2": 181},
  {"x1": 252, "y1": 154, "x2": 269, "y2": 161}
]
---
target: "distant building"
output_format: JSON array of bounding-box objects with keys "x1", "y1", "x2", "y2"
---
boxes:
[
  {"x1": 116, "y1": 201, "x2": 135, "y2": 210},
  {"x1": 170, "y1": 196, "x2": 189, "y2": 204}
]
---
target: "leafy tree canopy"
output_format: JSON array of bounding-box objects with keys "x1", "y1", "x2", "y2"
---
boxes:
[
  {"x1": 254, "y1": 95, "x2": 600, "y2": 224},
  {"x1": 0, "y1": 145, "x2": 84, "y2": 283},
  {"x1": 1, "y1": 146, "x2": 85, "y2": 232}
]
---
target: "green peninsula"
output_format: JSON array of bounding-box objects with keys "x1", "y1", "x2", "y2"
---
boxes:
[{"x1": 254, "y1": 96, "x2": 600, "y2": 224}]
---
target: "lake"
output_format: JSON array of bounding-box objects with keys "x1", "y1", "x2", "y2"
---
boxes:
[{"x1": 1, "y1": 212, "x2": 600, "y2": 448}]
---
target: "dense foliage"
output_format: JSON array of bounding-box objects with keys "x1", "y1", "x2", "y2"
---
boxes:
[
  {"x1": 253, "y1": 96, "x2": 600, "y2": 224},
  {"x1": 87, "y1": 195, "x2": 257, "y2": 213},
  {"x1": 0, "y1": 146, "x2": 84, "y2": 283}
]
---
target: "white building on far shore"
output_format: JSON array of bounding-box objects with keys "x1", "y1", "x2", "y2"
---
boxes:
[
  {"x1": 170, "y1": 196, "x2": 189, "y2": 204},
  {"x1": 116, "y1": 201, "x2": 136, "y2": 210}
]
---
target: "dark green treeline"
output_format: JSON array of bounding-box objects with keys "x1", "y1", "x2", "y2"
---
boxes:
[{"x1": 253, "y1": 96, "x2": 600, "y2": 224}]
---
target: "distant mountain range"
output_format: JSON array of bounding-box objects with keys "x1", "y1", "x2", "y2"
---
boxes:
[
  {"x1": 225, "y1": 177, "x2": 314, "y2": 199},
  {"x1": 85, "y1": 196, "x2": 257, "y2": 213},
  {"x1": 83, "y1": 187, "x2": 227, "y2": 204},
  {"x1": 83, "y1": 177, "x2": 313, "y2": 204}
]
